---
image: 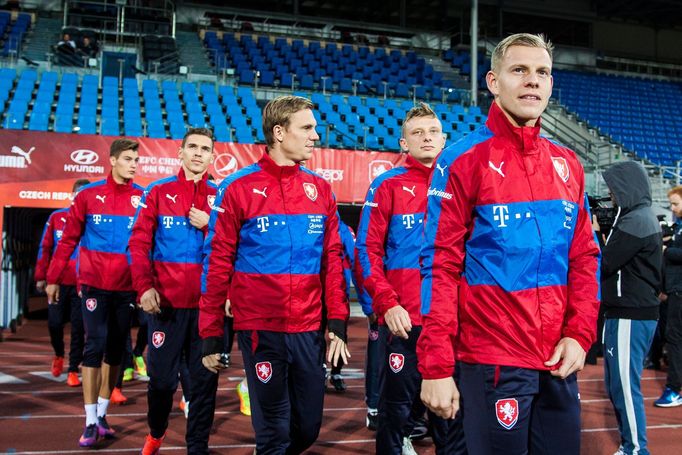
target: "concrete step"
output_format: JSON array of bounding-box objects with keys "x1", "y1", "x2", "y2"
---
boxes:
[
  {"x1": 176, "y1": 31, "x2": 213, "y2": 74},
  {"x1": 23, "y1": 17, "x2": 63, "y2": 62}
]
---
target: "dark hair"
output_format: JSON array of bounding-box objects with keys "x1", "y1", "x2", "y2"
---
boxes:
[
  {"x1": 109, "y1": 138, "x2": 139, "y2": 158},
  {"x1": 182, "y1": 127, "x2": 214, "y2": 148},
  {"x1": 72, "y1": 178, "x2": 90, "y2": 192}
]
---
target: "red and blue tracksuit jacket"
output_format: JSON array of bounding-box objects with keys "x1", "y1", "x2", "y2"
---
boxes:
[
  {"x1": 339, "y1": 220, "x2": 359, "y2": 302},
  {"x1": 417, "y1": 101, "x2": 601, "y2": 380},
  {"x1": 129, "y1": 168, "x2": 218, "y2": 308},
  {"x1": 47, "y1": 174, "x2": 144, "y2": 292},
  {"x1": 199, "y1": 152, "x2": 349, "y2": 352},
  {"x1": 36, "y1": 208, "x2": 78, "y2": 286},
  {"x1": 355, "y1": 154, "x2": 431, "y2": 325},
  {"x1": 339, "y1": 219, "x2": 373, "y2": 316}
]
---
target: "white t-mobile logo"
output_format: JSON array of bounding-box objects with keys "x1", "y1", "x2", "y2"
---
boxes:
[
  {"x1": 257, "y1": 216, "x2": 270, "y2": 233},
  {"x1": 162, "y1": 216, "x2": 174, "y2": 229},
  {"x1": 402, "y1": 214, "x2": 415, "y2": 229},
  {"x1": 93, "y1": 214, "x2": 102, "y2": 225},
  {"x1": 492, "y1": 205, "x2": 509, "y2": 228}
]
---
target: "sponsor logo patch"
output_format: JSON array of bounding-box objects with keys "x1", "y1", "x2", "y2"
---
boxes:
[
  {"x1": 213, "y1": 153, "x2": 238, "y2": 178},
  {"x1": 85, "y1": 298, "x2": 97, "y2": 312},
  {"x1": 369, "y1": 160, "x2": 394, "y2": 182},
  {"x1": 389, "y1": 353, "x2": 404, "y2": 373},
  {"x1": 152, "y1": 331, "x2": 165, "y2": 348},
  {"x1": 496, "y1": 398, "x2": 519, "y2": 430},
  {"x1": 551, "y1": 157, "x2": 570, "y2": 183},
  {"x1": 303, "y1": 182, "x2": 318, "y2": 201},
  {"x1": 255, "y1": 361, "x2": 273, "y2": 383}
]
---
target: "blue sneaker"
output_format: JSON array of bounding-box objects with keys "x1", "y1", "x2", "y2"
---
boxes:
[
  {"x1": 654, "y1": 387, "x2": 682, "y2": 407},
  {"x1": 78, "y1": 424, "x2": 99, "y2": 447}
]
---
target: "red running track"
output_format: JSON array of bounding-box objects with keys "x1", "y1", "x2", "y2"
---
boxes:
[{"x1": 0, "y1": 318, "x2": 681, "y2": 454}]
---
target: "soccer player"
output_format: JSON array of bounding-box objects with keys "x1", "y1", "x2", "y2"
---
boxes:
[
  {"x1": 128, "y1": 128, "x2": 219, "y2": 455},
  {"x1": 46, "y1": 139, "x2": 143, "y2": 447},
  {"x1": 418, "y1": 33, "x2": 600, "y2": 454},
  {"x1": 200, "y1": 95, "x2": 350, "y2": 454},
  {"x1": 356, "y1": 102, "x2": 460, "y2": 454},
  {"x1": 36, "y1": 178, "x2": 89, "y2": 386}
]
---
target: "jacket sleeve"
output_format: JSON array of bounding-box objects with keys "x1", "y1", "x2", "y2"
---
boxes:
[
  {"x1": 355, "y1": 182, "x2": 399, "y2": 317},
  {"x1": 417, "y1": 154, "x2": 477, "y2": 380},
  {"x1": 128, "y1": 186, "x2": 158, "y2": 297},
  {"x1": 600, "y1": 228, "x2": 645, "y2": 278},
  {"x1": 199, "y1": 185, "x2": 241, "y2": 352},
  {"x1": 35, "y1": 213, "x2": 55, "y2": 281},
  {"x1": 47, "y1": 194, "x2": 86, "y2": 284},
  {"x1": 322, "y1": 192, "x2": 349, "y2": 329},
  {"x1": 562, "y1": 189, "x2": 602, "y2": 352}
]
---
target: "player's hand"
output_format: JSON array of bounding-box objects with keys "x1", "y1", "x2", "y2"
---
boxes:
[
  {"x1": 384, "y1": 305, "x2": 412, "y2": 339},
  {"x1": 591, "y1": 214, "x2": 600, "y2": 232},
  {"x1": 545, "y1": 337, "x2": 586, "y2": 379},
  {"x1": 189, "y1": 207, "x2": 210, "y2": 229},
  {"x1": 327, "y1": 332, "x2": 350, "y2": 367},
  {"x1": 225, "y1": 298, "x2": 233, "y2": 317},
  {"x1": 140, "y1": 288, "x2": 161, "y2": 314},
  {"x1": 421, "y1": 377, "x2": 460, "y2": 419},
  {"x1": 202, "y1": 353, "x2": 225, "y2": 374},
  {"x1": 46, "y1": 284, "x2": 60, "y2": 304},
  {"x1": 36, "y1": 280, "x2": 47, "y2": 293}
]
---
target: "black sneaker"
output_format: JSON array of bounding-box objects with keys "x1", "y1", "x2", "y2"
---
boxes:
[
  {"x1": 366, "y1": 410, "x2": 378, "y2": 431},
  {"x1": 329, "y1": 374, "x2": 347, "y2": 392}
]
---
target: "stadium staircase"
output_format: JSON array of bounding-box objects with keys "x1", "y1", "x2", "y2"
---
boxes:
[
  {"x1": 176, "y1": 30, "x2": 213, "y2": 75},
  {"x1": 22, "y1": 16, "x2": 62, "y2": 63}
]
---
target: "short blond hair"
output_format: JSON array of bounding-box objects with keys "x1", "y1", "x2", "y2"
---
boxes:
[
  {"x1": 262, "y1": 95, "x2": 314, "y2": 146},
  {"x1": 491, "y1": 33, "x2": 554, "y2": 72},
  {"x1": 401, "y1": 102, "x2": 439, "y2": 137}
]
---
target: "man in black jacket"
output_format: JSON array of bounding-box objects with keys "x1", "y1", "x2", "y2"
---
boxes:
[
  {"x1": 596, "y1": 161, "x2": 662, "y2": 455},
  {"x1": 655, "y1": 186, "x2": 682, "y2": 408}
]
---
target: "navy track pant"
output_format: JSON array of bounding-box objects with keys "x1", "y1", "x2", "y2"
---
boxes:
[
  {"x1": 47, "y1": 284, "x2": 84, "y2": 372},
  {"x1": 80, "y1": 286, "x2": 135, "y2": 368},
  {"x1": 458, "y1": 362, "x2": 580, "y2": 455},
  {"x1": 377, "y1": 325, "x2": 465, "y2": 455},
  {"x1": 238, "y1": 330, "x2": 326, "y2": 455},
  {"x1": 146, "y1": 307, "x2": 219, "y2": 454}
]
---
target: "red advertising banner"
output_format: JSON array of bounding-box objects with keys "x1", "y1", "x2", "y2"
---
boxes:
[{"x1": 0, "y1": 130, "x2": 407, "y2": 208}]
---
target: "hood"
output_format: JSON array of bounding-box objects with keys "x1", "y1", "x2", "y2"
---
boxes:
[{"x1": 603, "y1": 161, "x2": 651, "y2": 212}]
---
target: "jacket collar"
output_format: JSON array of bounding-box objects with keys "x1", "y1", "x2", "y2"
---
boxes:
[
  {"x1": 485, "y1": 101, "x2": 541, "y2": 155},
  {"x1": 107, "y1": 172, "x2": 135, "y2": 190},
  {"x1": 177, "y1": 167, "x2": 209, "y2": 187},
  {"x1": 259, "y1": 149, "x2": 300, "y2": 178},
  {"x1": 404, "y1": 154, "x2": 433, "y2": 178}
]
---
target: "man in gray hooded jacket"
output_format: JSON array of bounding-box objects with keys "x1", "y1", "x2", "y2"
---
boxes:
[{"x1": 595, "y1": 161, "x2": 662, "y2": 455}]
